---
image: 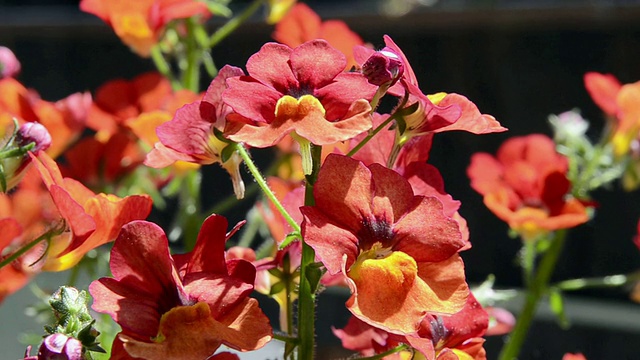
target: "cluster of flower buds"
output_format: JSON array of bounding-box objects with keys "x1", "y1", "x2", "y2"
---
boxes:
[{"x1": 23, "y1": 286, "x2": 104, "y2": 360}]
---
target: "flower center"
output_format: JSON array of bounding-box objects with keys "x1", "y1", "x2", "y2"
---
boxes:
[
  {"x1": 348, "y1": 250, "x2": 418, "y2": 322},
  {"x1": 357, "y1": 217, "x2": 395, "y2": 251},
  {"x1": 274, "y1": 94, "x2": 325, "y2": 122}
]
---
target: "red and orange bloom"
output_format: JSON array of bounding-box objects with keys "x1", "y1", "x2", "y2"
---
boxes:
[
  {"x1": 301, "y1": 154, "x2": 469, "y2": 334},
  {"x1": 272, "y1": 3, "x2": 364, "y2": 69},
  {"x1": 584, "y1": 72, "x2": 640, "y2": 157},
  {"x1": 145, "y1": 65, "x2": 247, "y2": 198},
  {"x1": 334, "y1": 294, "x2": 489, "y2": 360},
  {"x1": 222, "y1": 39, "x2": 377, "y2": 163},
  {"x1": 29, "y1": 152, "x2": 152, "y2": 271},
  {"x1": 467, "y1": 134, "x2": 590, "y2": 240},
  {"x1": 89, "y1": 215, "x2": 272, "y2": 359},
  {"x1": 80, "y1": 0, "x2": 210, "y2": 57}
]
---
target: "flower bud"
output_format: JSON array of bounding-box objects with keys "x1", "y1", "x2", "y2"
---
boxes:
[
  {"x1": 362, "y1": 47, "x2": 404, "y2": 86},
  {"x1": 38, "y1": 334, "x2": 83, "y2": 360},
  {"x1": 0, "y1": 46, "x2": 21, "y2": 78},
  {"x1": 17, "y1": 122, "x2": 52, "y2": 153}
]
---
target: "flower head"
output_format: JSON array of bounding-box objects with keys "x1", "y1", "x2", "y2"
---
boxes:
[
  {"x1": 584, "y1": 72, "x2": 640, "y2": 156},
  {"x1": 223, "y1": 40, "x2": 376, "y2": 149},
  {"x1": 30, "y1": 152, "x2": 152, "y2": 271},
  {"x1": 467, "y1": 134, "x2": 589, "y2": 240},
  {"x1": 80, "y1": 0, "x2": 210, "y2": 57},
  {"x1": 23, "y1": 334, "x2": 83, "y2": 360},
  {"x1": 146, "y1": 65, "x2": 246, "y2": 198},
  {"x1": 301, "y1": 154, "x2": 469, "y2": 334},
  {"x1": 89, "y1": 215, "x2": 272, "y2": 359}
]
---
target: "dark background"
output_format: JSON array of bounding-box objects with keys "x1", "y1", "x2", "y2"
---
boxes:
[{"x1": 2, "y1": 0, "x2": 640, "y2": 358}]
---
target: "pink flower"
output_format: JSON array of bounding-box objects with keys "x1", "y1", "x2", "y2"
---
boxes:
[{"x1": 222, "y1": 40, "x2": 377, "y2": 148}]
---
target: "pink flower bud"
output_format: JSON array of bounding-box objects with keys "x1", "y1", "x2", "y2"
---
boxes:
[
  {"x1": 362, "y1": 47, "x2": 404, "y2": 86},
  {"x1": 17, "y1": 122, "x2": 52, "y2": 153},
  {"x1": 0, "y1": 46, "x2": 21, "y2": 78}
]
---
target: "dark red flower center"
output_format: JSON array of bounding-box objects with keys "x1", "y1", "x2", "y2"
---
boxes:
[{"x1": 357, "y1": 217, "x2": 396, "y2": 251}]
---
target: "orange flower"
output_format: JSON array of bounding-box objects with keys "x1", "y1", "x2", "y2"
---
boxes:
[
  {"x1": 80, "y1": 0, "x2": 210, "y2": 57},
  {"x1": 273, "y1": 3, "x2": 364, "y2": 70},
  {"x1": 301, "y1": 154, "x2": 468, "y2": 334},
  {"x1": 584, "y1": 72, "x2": 640, "y2": 157},
  {"x1": 467, "y1": 134, "x2": 589, "y2": 240},
  {"x1": 29, "y1": 152, "x2": 153, "y2": 271}
]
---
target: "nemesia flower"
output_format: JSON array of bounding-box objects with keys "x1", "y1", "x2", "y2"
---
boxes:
[
  {"x1": 89, "y1": 215, "x2": 272, "y2": 359},
  {"x1": 584, "y1": 72, "x2": 640, "y2": 157},
  {"x1": 334, "y1": 294, "x2": 489, "y2": 360},
  {"x1": 29, "y1": 152, "x2": 152, "y2": 271},
  {"x1": 467, "y1": 134, "x2": 589, "y2": 240},
  {"x1": 273, "y1": 3, "x2": 364, "y2": 69},
  {"x1": 223, "y1": 40, "x2": 376, "y2": 173},
  {"x1": 80, "y1": 0, "x2": 210, "y2": 57},
  {"x1": 146, "y1": 65, "x2": 246, "y2": 198},
  {"x1": 0, "y1": 46, "x2": 20, "y2": 78},
  {"x1": 301, "y1": 154, "x2": 469, "y2": 334}
]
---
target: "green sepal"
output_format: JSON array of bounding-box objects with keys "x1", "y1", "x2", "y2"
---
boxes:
[
  {"x1": 220, "y1": 143, "x2": 237, "y2": 163},
  {"x1": 549, "y1": 287, "x2": 570, "y2": 329}
]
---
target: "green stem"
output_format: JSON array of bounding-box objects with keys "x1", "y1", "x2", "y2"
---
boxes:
[
  {"x1": 209, "y1": 0, "x2": 265, "y2": 48},
  {"x1": 297, "y1": 144, "x2": 322, "y2": 360},
  {"x1": 521, "y1": 239, "x2": 536, "y2": 287},
  {"x1": 150, "y1": 46, "x2": 181, "y2": 90},
  {"x1": 498, "y1": 229, "x2": 568, "y2": 360},
  {"x1": 358, "y1": 344, "x2": 410, "y2": 360},
  {"x1": 182, "y1": 19, "x2": 201, "y2": 92},
  {"x1": 0, "y1": 225, "x2": 62, "y2": 270},
  {"x1": 235, "y1": 144, "x2": 300, "y2": 234},
  {"x1": 553, "y1": 273, "x2": 640, "y2": 291},
  {"x1": 347, "y1": 113, "x2": 397, "y2": 158}
]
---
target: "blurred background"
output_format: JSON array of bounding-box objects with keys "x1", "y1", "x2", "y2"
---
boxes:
[{"x1": 2, "y1": 0, "x2": 640, "y2": 358}]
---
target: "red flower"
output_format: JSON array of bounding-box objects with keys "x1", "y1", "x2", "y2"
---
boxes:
[
  {"x1": 467, "y1": 134, "x2": 589, "y2": 240},
  {"x1": 30, "y1": 152, "x2": 152, "y2": 271},
  {"x1": 301, "y1": 154, "x2": 469, "y2": 334},
  {"x1": 145, "y1": 65, "x2": 246, "y2": 198},
  {"x1": 89, "y1": 215, "x2": 272, "y2": 359},
  {"x1": 563, "y1": 353, "x2": 587, "y2": 360},
  {"x1": 80, "y1": 0, "x2": 210, "y2": 57},
  {"x1": 272, "y1": 3, "x2": 364, "y2": 70},
  {"x1": 223, "y1": 40, "x2": 376, "y2": 148}
]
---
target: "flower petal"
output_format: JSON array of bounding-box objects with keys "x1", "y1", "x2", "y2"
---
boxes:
[
  {"x1": 290, "y1": 39, "x2": 345, "y2": 90},
  {"x1": 393, "y1": 197, "x2": 464, "y2": 262},
  {"x1": 245, "y1": 42, "x2": 297, "y2": 94}
]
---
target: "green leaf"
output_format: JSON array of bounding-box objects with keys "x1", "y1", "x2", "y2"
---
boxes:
[
  {"x1": 269, "y1": 281, "x2": 286, "y2": 296},
  {"x1": 305, "y1": 262, "x2": 324, "y2": 294},
  {"x1": 220, "y1": 144, "x2": 236, "y2": 163},
  {"x1": 549, "y1": 288, "x2": 570, "y2": 329}
]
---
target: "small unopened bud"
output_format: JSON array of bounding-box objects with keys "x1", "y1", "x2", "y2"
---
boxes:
[
  {"x1": 38, "y1": 334, "x2": 83, "y2": 360},
  {"x1": 362, "y1": 47, "x2": 404, "y2": 86},
  {"x1": 17, "y1": 122, "x2": 52, "y2": 153},
  {"x1": 0, "y1": 46, "x2": 21, "y2": 78}
]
